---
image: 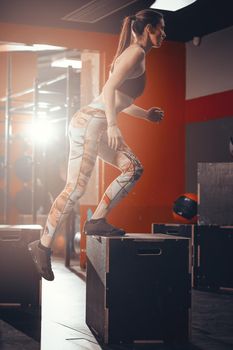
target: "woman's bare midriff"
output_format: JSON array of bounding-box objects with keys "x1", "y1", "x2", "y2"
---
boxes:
[
  {"x1": 89, "y1": 45, "x2": 145, "y2": 114},
  {"x1": 90, "y1": 90, "x2": 133, "y2": 115}
]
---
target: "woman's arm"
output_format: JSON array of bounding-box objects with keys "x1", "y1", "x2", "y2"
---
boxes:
[
  {"x1": 123, "y1": 104, "x2": 147, "y2": 120},
  {"x1": 123, "y1": 104, "x2": 164, "y2": 123},
  {"x1": 102, "y1": 46, "x2": 145, "y2": 150}
]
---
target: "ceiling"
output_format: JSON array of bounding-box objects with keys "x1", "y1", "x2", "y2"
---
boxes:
[
  {"x1": 0, "y1": 0, "x2": 233, "y2": 43},
  {"x1": 0, "y1": 0, "x2": 232, "y2": 142}
]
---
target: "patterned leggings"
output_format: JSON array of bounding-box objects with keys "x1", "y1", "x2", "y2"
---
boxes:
[{"x1": 43, "y1": 107, "x2": 143, "y2": 238}]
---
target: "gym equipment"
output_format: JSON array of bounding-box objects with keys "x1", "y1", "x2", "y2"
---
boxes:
[
  {"x1": 86, "y1": 234, "x2": 191, "y2": 344},
  {"x1": 0, "y1": 225, "x2": 42, "y2": 307},
  {"x1": 152, "y1": 223, "x2": 233, "y2": 291},
  {"x1": 198, "y1": 162, "x2": 233, "y2": 225},
  {"x1": 195, "y1": 225, "x2": 233, "y2": 290},
  {"x1": 173, "y1": 193, "x2": 197, "y2": 223},
  {"x1": 73, "y1": 231, "x2": 81, "y2": 256}
]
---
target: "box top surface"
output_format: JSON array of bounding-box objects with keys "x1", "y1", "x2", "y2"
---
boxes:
[{"x1": 88, "y1": 233, "x2": 190, "y2": 241}]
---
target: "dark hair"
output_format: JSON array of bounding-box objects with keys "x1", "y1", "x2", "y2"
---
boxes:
[{"x1": 110, "y1": 9, "x2": 163, "y2": 71}]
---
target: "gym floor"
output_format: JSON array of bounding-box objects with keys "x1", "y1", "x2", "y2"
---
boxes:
[{"x1": 0, "y1": 258, "x2": 233, "y2": 350}]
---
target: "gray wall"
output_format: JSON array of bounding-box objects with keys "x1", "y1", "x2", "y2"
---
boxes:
[
  {"x1": 186, "y1": 26, "x2": 233, "y2": 99},
  {"x1": 198, "y1": 162, "x2": 233, "y2": 225},
  {"x1": 185, "y1": 116, "x2": 233, "y2": 193}
]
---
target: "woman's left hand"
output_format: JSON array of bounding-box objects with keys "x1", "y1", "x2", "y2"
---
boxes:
[
  {"x1": 147, "y1": 107, "x2": 164, "y2": 123},
  {"x1": 107, "y1": 125, "x2": 124, "y2": 151}
]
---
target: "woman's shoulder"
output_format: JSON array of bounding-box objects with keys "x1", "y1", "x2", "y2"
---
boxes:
[
  {"x1": 116, "y1": 44, "x2": 145, "y2": 67},
  {"x1": 124, "y1": 43, "x2": 145, "y2": 57}
]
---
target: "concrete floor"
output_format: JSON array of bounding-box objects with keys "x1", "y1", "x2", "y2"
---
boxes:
[
  {"x1": 41, "y1": 258, "x2": 99, "y2": 350},
  {"x1": 1, "y1": 258, "x2": 233, "y2": 350}
]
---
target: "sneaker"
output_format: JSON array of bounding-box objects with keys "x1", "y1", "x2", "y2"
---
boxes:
[
  {"x1": 84, "y1": 218, "x2": 125, "y2": 237},
  {"x1": 28, "y1": 240, "x2": 54, "y2": 281}
]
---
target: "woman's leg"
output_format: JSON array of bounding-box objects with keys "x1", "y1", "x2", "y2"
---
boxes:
[
  {"x1": 91, "y1": 130, "x2": 144, "y2": 219},
  {"x1": 41, "y1": 111, "x2": 106, "y2": 247},
  {"x1": 29, "y1": 110, "x2": 106, "y2": 279}
]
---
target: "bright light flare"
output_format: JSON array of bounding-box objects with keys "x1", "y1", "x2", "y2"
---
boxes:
[
  {"x1": 51, "y1": 59, "x2": 82, "y2": 69},
  {"x1": 25, "y1": 118, "x2": 57, "y2": 145},
  {"x1": 0, "y1": 42, "x2": 65, "y2": 52}
]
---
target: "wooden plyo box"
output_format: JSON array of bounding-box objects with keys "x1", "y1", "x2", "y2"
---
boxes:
[
  {"x1": 0, "y1": 225, "x2": 42, "y2": 307},
  {"x1": 86, "y1": 233, "x2": 191, "y2": 345}
]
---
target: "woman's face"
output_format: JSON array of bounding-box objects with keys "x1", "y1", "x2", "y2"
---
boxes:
[{"x1": 149, "y1": 18, "x2": 166, "y2": 48}]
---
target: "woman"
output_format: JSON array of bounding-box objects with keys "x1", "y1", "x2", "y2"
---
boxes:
[{"x1": 28, "y1": 9, "x2": 166, "y2": 280}]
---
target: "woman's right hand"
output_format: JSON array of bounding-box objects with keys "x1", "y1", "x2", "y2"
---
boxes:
[
  {"x1": 107, "y1": 125, "x2": 124, "y2": 151},
  {"x1": 147, "y1": 107, "x2": 164, "y2": 123}
]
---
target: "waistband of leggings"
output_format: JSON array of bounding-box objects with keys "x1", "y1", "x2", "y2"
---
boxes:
[{"x1": 80, "y1": 106, "x2": 106, "y2": 117}]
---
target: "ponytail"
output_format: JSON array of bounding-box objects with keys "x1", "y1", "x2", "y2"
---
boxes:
[
  {"x1": 110, "y1": 9, "x2": 163, "y2": 72},
  {"x1": 110, "y1": 16, "x2": 134, "y2": 72}
]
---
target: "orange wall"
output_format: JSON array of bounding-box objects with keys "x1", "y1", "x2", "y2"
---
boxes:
[
  {"x1": 0, "y1": 22, "x2": 186, "y2": 231},
  {"x1": 107, "y1": 42, "x2": 186, "y2": 232}
]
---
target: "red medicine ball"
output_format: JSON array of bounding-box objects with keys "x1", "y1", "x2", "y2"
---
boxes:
[{"x1": 172, "y1": 193, "x2": 198, "y2": 224}]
